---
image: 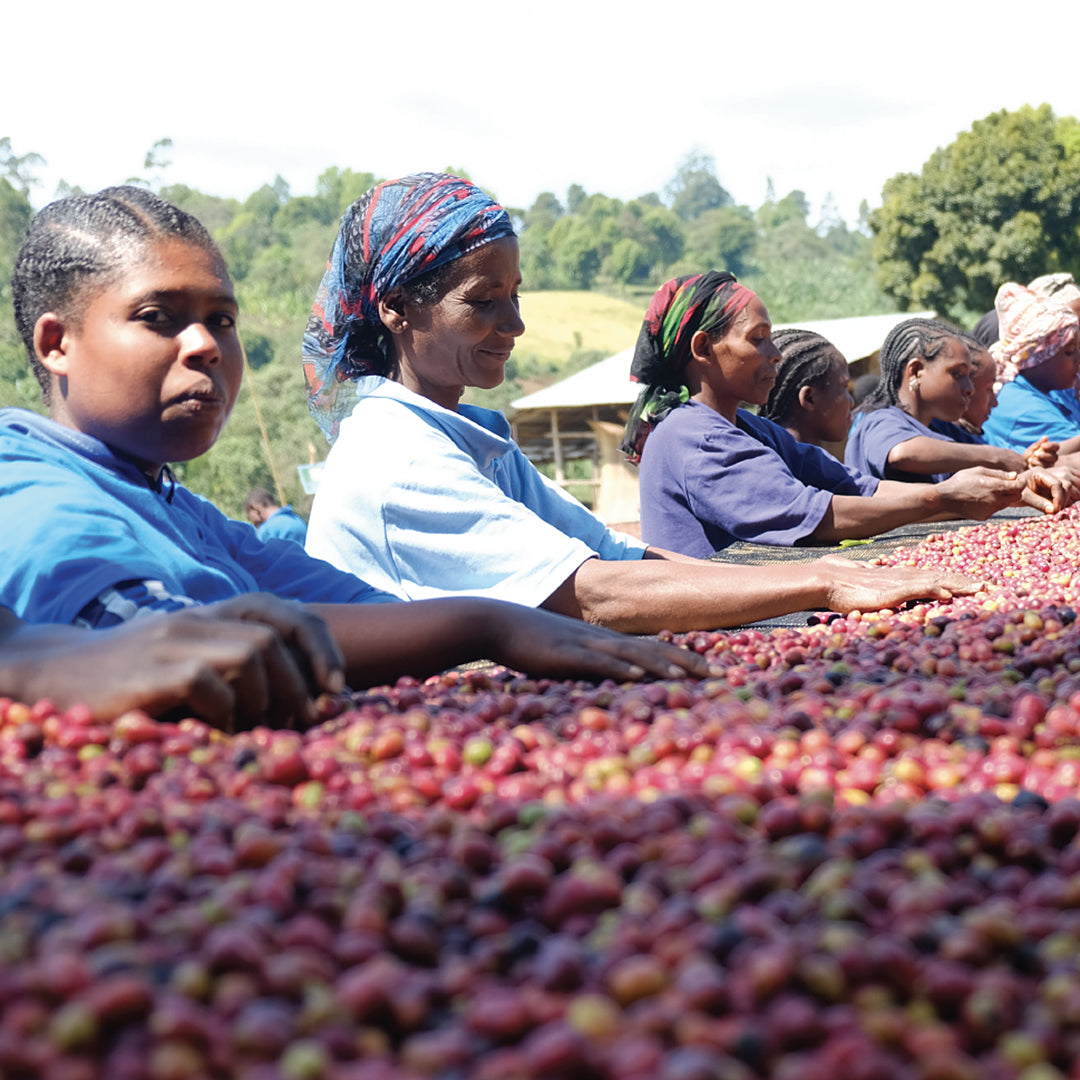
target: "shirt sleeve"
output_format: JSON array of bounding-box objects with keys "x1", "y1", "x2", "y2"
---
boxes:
[
  {"x1": 681, "y1": 424, "x2": 840, "y2": 546},
  {"x1": 0, "y1": 454, "x2": 191, "y2": 625},
  {"x1": 310, "y1": 422, "x2": 635, "y2": 607},
  {"x1": 495, "y1": 444, "x2": 646, "y2": 562},
  {"x1": 76, "y1": 580, "x2": 199, "y2": 628},
  {"x1": 209, "y1": 508, "x2": 396, "y2": 606},
  {"x1": 743, "y1": 414, "x2": 878, "y2": 498},
  {"x1": 845, "y1": 408, "x2": 951, "y2": 482}
]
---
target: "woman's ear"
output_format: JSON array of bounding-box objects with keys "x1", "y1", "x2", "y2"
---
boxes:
[
  {"x1": 378, "y1": 289, "x2": 409, "y2": 335},
  {"x1": 689, "y1": 329, "x2": 714, "y2": 364},
  {"x1": 34, "y1": 313, "x2": 70, "y2": 376},
  {"x1": 797, "y1": 384, "x2": 815, "y2": 411}
]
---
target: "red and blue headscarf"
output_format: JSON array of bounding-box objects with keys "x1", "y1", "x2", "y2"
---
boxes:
[
  {"x1": 303, "y1": 172, "x2": 515, "y2": 442},
  {"x1": 620, "y1": 271, "x2": 755, "y2": 462}
]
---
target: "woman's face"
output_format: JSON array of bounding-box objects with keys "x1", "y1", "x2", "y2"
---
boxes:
[
  {"x1": 964, "y1": 352, "x2": 998, "y2": 427},
  {"x1": 909, "y1": 336, "x2": 973, "y2": 423},
  {"x1": 40, "y1": 239, "x2": 242, "y2": 476},
  {"x1": 699, "y1": 296, "x2": 781, "y2": 418},
  {"x1": 1025, "y1": 330, "x2": 1080, "y2": 394},
  {"x1": 807, "y1": 350, "x2": 854, "y2": 443},
  {"x1": 393, "y1": 236, "x2": 524, "y2": 410}
]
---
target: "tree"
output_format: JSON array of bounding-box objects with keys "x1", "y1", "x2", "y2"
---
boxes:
[
  {"x1": 871, "y1": 104, "x2": 1080, "y2": 318},
  {"x1": 315, "y1": 167, "x2": 378, "y2": 219},
  {"x1": 0, "y1": 138, "x2": 44, "y2": 196},
  {"x1": 0, "y1": 177, "x2": 39, "y2": 413},
  {"x1": 524, "y1": 191, "x2": 563, "y2": 233},
  {"x1": 603, "y1": 237, "x2": 649, "y2": 284},
  {"x1": 683, "y1": 205, "x2": 757, "y2": 277},
  {"x1": 665, "y1": 149, "x2": 733, "y2": 223}
]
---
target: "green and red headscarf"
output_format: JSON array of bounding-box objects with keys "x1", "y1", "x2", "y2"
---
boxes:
[{"x1": 620, "y1": 271, "x2": 755, "y2": 462}]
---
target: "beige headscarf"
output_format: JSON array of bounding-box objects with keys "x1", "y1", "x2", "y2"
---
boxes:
[{"x1": 990, "y1": 282, "x2": 1079, "y2": 383}]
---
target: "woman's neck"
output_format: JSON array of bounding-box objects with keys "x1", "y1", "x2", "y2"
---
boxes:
[
  {"x1": 691, "y1": 386, "x2": 739, "y2": 424},
  {"x1": 896, "y1": 388, "x2": 936, "y2": 428}
]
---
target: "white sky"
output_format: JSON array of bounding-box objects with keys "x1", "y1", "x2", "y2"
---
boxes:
[{"x1": 4, "y1": 1, "x2": 1079, "y2": 227}]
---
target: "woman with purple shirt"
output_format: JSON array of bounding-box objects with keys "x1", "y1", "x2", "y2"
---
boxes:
[
  {"x1": 846, "y1": 318, "x2": 1059, "y2": 482},
  {"x1": 623, "y1": 275, "x2": 1061, "y2": 558}
]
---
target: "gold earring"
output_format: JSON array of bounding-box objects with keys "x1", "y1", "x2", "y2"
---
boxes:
[{"x1": 908, "y1": 376, "x2": 919, "y2": 393}]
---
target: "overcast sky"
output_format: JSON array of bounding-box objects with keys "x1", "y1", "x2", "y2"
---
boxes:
[{"x1": 5, "y1": 1, "x2": 1079, "y2": 226}]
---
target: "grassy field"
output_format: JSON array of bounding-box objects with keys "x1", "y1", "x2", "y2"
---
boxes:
[{"x1": 516, "y1": 290, "x2": 646, "y2": 366}]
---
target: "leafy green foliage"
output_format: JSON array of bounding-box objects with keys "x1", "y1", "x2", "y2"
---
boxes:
[{"x1": 871, "y1": 104, "x2": 1080, "y2": 319}]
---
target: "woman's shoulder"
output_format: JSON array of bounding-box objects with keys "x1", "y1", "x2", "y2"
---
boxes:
[
  {"x1": 855, "y1": 405, "x2": 934, "y2": 437},
  {"x1": 643, "y1": 401, "x2": 730, "y2": 458}
]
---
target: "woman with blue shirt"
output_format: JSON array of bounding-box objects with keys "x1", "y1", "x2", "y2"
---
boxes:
[
  {"x1": 623, "y1": 276, "x2": 1062, "y2": 558},
  {"x1": 301, "y1": 175, "x2": 982, "y2": 628},
  {"x1": 982, "y1": 283, "x2": 1080, "y2": 457}
]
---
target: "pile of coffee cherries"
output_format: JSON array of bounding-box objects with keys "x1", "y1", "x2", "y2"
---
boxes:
[{"x1": 3, "y1": 509, "x2": 1080, "y2": 1078}]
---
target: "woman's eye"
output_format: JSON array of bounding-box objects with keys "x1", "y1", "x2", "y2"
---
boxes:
[
  {"x1": 210, "y1": 312, "x2": 237, "y2": 329},
  {"x1": 135, "y1": 308, "x2": 169, "y2": 326}
]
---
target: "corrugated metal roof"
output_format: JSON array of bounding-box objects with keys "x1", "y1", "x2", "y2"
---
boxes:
[{"x1": 510, "y1": 310, "x2": 936, "y2": 414}]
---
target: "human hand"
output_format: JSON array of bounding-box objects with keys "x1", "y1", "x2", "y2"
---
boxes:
[
  {"x1": 936, "y1": 466, "x2": 1038, "y2": 520},
  {"x1": 1018, "y1": 467, "x2": 1066, "y2": 514},
  {"x1": 1043, "y1": 464, "x2": 1080, "y2": 507},
  {"x1": 488, "y1": 604, "x2": 713, "y2": 682},
  {"x1": 1023, "y1": 436, "x2": 1059, "y2": 469},
  {"x1": 4, "y1": 596, "x2": 344, "y2": 731},
  {"x1": 815, "y1": 555, "x2": 982, "y2": 614}
]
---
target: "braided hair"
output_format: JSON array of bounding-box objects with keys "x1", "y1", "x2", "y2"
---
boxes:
[
  {"x1": 856, "y1": 318, "x2": 959, "y2": 414},
  {"x1": 12, "y1": 186, "x2": 220, "y2": 403},
  {"x1": 761, "y1": 328, "x2": 839, "y2": 425}
]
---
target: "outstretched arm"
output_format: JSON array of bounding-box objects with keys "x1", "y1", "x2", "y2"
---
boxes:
[
  {"x1": 311, "y1": 598, "x2": 712, "y2": 685},
  {"x1": 809, "y1": 466, "x2": 1065, "y2": 543},
  {"x1": 886, "y1": 435, "x2": 1027, "y2": 476},
  {"x1": 541, "y1": 554, "x2": 981, "y2": 635}
]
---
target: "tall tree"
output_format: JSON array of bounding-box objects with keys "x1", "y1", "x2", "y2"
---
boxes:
[
  {"x1": 871, "y1": 104, "x2": 1080, "y2": 318},
  {"x1": 665, "y1": 150, "x2": 733, "y2": 223}
]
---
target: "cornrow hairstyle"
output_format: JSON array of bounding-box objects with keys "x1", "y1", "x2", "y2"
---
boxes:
[
  {"x1": 11, "y1": 185, "x2": 220, "y2": 403},
  {"x1": 856, "y1": 318, "x2": 959, "y2": 414},
  {"x1": 950, "y1": 326, "x2": 991, "y2": 365},
  {"x1": 761, "y1": 328, "x2": 839, "y2": 425}
]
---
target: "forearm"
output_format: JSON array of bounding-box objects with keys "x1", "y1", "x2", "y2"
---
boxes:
[
  {"x1": 810, "y1": 488, "x2": 943, "y2": 543},
  {"x1": 887, "y1": 436, "x2": 1024, "y2": 475},
  {"x1": 312, "y1": 600, "x2": 500, "y2": 687},
  {"x1": 0, "y1": 617, "x2": 83, "y2": 706},
  {"x1": 543, "y1": 557, "x2": 831, "y2": 634}
]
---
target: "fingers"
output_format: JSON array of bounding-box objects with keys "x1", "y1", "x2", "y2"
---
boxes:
[
  {"x1": 613, "y1": 637, "x2": 712, "y2": 679},
  {"x1": 205, "y1": 594, "x2": 345, "y2": 696},
  {"x1": 500, "y1": 612, "x2": 712, "y2": 683},
  {"x1": 559, "y1": 631, "x2": 711, "y2": 681},
  {"x1": 1022, "y1": 468, "x2": 1066, "y2": 514},
  {"x1": 172, "y1": 662, "x2": 240, "y2": 731},
  {"x1": 135, "y1": 612, "x2": 310, "y2": 730},
  {"x1": 243, "y1": 625, "x2": 312, "y2": 729}
]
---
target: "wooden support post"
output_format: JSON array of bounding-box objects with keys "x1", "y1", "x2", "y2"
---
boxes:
[{"x1": 550, "y1": 409, "x2": 565, "y2": 486}]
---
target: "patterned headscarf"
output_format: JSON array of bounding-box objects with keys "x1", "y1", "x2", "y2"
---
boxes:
[
  {"x1": 303, "y1": 172, "x2": 515, "y2": 442},
  {"x1": 1028, "y1": 272, "x2": 1080, "y2": 307},
  {"x1": 619, "y1": 272, "x2": 756, "y2": 462},
  {"x1": 991, "y1": 282, "x2": 1079, "y2": 384}
]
